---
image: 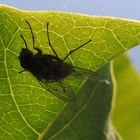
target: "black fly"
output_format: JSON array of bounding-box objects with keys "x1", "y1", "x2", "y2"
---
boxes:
[{"x1": 19, "y1": 20, "x2": 92, "y2": 102}]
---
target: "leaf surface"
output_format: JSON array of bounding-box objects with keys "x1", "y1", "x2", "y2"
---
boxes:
[{"x1": 0, "y1": 5, "x2": 140, "y2": 140}]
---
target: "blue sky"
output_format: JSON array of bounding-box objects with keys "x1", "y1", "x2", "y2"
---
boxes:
[{"x1": 0, "y1": 0, "x2": 140, "y2": 73}]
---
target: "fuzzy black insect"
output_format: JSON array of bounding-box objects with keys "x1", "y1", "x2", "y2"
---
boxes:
[{"x1": 19, "y1": 20, "x2": 92, "y2": 102}]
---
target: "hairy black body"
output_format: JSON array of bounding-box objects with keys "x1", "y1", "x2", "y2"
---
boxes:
[
  {"x1": 20, "y1": 50, "x2": 74, "y2": 81},
  {"x1": 19, "y1": 21, "x2": 92, "y2": 102}
]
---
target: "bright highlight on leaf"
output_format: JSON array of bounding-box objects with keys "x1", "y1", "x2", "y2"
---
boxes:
[{"x1": 0, "y1": 4, "x2": 140, "y2": 140}]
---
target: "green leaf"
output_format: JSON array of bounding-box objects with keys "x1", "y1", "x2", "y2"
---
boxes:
[
  {"x1": 113, "y1": 54, "x2": 140, "y2": 140},
  {"x1": 0, "y1": 4, "x2": 140, "y2": 140}
]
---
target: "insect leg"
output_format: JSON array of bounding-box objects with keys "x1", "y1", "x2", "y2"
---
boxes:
[
  {"x1": 25, "y1": 20, "x2": 42, "y2": 54},
  {"x1": 57, "y1": 80, "x2": 65, "y2": 92},
  {"x1": 19, "y1": 69, "x2": 26, "y2": 73},
  {"x1": 46, "y1": 22, "x2": 59, "y2": 58},
  {"x1": 62, "y1": 39, "x2": 92, "y2": 61},
  {"x1": 20, "y1": 34, "x2": 28, "y2": 48}
]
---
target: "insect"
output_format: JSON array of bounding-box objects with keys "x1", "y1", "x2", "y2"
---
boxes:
[{"x1": 19, "y1": 20, "x2": 92, "y2": 102}]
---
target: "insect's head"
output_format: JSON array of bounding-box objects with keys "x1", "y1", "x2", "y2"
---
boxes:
[
  {"x1": 19, "y1": 34, "x2": 34, "y2": 70},
  {"x1": 19, "y1": 47, "x2": 33, "y2": 58},
  {"x1": 19, "y1": 49, "x2": 33, "y2": 70}
]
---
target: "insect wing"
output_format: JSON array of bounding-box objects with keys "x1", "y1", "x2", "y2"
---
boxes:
[
  {"x1": 69, "y1": 66, "x2": 94, "y2": 80},
  {"x1": 72, "y1": 66, "x2": 101, "y2": 81},
  {"x1": 37, "y1": 78, "x2": 77, "y2": 102},
  {"x1": 36, "y1": 67, "x2": 97, "y2": 103}
]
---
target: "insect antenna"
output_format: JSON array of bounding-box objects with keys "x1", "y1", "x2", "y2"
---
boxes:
[
  {"x1": 25, "y1": 20, "x2": 42, "y2": 54},
  {"x1": 46, "y1": 22, "x2": 59, "y2": 58},
  {"x1": 62, "y1": 39, "x2": 92, "y2": 61},
  {"x1": 20, "y1": 34, "x2": 28, "y2": 49}
]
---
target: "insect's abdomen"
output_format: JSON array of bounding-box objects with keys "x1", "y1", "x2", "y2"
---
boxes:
[
  {"x1": 42, "y1": 61, "x2": 74, "y2": 80},
  {"x1": 31, "y1": 55, "x2": 74, "y2": 81},
  {"x1": 53, "y1": 62, "x2": 74, "y2": 80}
]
